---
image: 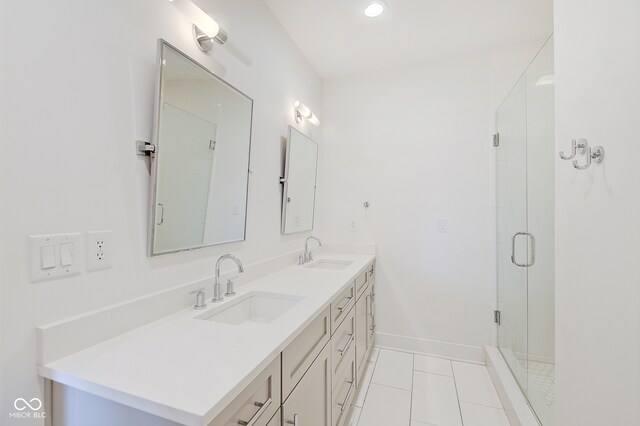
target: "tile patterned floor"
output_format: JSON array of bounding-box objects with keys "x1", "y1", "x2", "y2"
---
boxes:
[
  {"x1": 348, "y1": 348, "x2": 511, "y2": 426},
  {"x1": 528, "y1": 361, "x2": 555, "y2": 413}
]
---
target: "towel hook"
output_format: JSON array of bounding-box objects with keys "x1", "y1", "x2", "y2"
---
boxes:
[{"x1": 559, "y1": 138, "x2": 604, "y2": 170}]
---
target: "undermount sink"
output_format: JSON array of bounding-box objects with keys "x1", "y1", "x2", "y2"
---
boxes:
[
  {"x1": 304, "y1": 260, "x2": 353, "y2": 270},
  {"x1": 198, "y1": 292, "x2": 303, "y2": 325}
]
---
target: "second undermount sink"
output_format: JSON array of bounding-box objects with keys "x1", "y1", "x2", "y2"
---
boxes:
[
  {"x1": 198, "y1": 292, "x2": 303, "y2": 325},
  {"x1": 304, "y1": 260, "x2": 353, "y2": 270}
]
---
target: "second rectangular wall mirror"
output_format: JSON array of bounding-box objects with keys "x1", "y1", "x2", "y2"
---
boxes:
[
  {"x1": 281, "y1": 126, "x2": 319, "y2": 235},
  {"x1": 148, "y1": 41, "x2": 253, "y2": 256}
]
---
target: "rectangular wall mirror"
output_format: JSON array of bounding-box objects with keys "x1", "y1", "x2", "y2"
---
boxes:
[
  {"x1": 148, "y1": 41, "x2": 253, "y2": 256},
  {"x1": 281, "y1": 126, "x2": 319, "y2": 235}
]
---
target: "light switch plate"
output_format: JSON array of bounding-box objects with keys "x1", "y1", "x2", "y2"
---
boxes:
[
  {"x1": 86, "y1": 230, "x2": 112, "y2": 272},
  {"x1": 29, "y1": 233, "x2": 82, "y2": 283}
]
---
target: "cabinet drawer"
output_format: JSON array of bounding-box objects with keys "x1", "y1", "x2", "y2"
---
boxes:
[
  {"x1": 331, "y1": 283, "x2": 356, "y2": 335},
  {"x1": 282, "y1": 306, "x2": 331, "y2": 402},
  {"x1": 209, "y1": 356, "x2": 280, "y2": 426},
  {"x1": 355, "y1": 269, "x2": 369, "y2": 299},
  {"x1": 367, "y1": 261, "x2": 376, "y2": 281},
  {"x1": 331, "y1": 307, "x2": 356, "y2": 387},
  {"x1": 331, "y1": 352, "x2": 356, "y2": 426},
  {"x1": 283, "y1": 343, "x2": 332, "y2": 426}
]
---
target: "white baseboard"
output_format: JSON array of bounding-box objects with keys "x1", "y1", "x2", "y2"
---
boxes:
[
  {"x1": 375, "y1": 332, "x2": 485, "y2": 364},
  {"x1": 485, "y1": 346, "x2": 540, "y2": 426}
]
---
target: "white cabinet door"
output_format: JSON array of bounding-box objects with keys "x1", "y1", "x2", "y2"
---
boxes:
[{"x1": 282, "y1": 342, "x2": 332, "y2": 426}]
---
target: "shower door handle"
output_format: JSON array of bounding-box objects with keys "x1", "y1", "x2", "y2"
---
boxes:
[{"x1": 511, "y1": 232, "x2": 535, "y2": 267}]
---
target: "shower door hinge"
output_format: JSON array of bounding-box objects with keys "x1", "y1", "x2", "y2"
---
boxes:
[
  {"x1": 494, "y1": 310, "x2": 501, "y2": 325},
  {"x1": 493, "y1": 133, "x2": 500, "y2": 147}
]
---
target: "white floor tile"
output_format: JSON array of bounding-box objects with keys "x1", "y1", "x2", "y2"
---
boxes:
[
  {"x1": 451, "y1": 362, "x2": 503, "y2": 409},
  {"x1": 411, "y1": 371, "x2": 462, "y2": 426},
  {"x1": 459, "y1": 402, "x2": 510, "y2": 426},
  {"x1": 414, "y1": 355, "x2": 453, "y2": 376},
  {"x1": 354, "y1": 362, "x2": 376, "y2": 407},
  {"x1": 357, "y1": 384, "x2": 411, "y2": 426},
  {"x1": 410, "y1": 421, "x2": 435, "y2": 426},
  {"x1": 347, "y1": 406, "x2": 362, "y2": 426},
  {"x1": 371, "y1": 349, "x2": 414, "y2": 390}
]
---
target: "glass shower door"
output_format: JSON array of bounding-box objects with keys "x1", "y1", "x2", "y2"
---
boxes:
[
  {"x1": 496, "y1": 36, "x2": 555, "y2": 426},
  {"x1": 496, "y1": 75, "x2": 529, "y2": 397}
]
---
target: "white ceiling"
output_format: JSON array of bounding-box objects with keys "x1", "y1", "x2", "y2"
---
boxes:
[{"x1": 264, "y1": 0, "x2": 553, "y2": 78}]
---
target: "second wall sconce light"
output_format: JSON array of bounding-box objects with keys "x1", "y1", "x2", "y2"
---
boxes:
[
  {"x1": 169, "y1": 0, "x2": 228, "y2": 51},
  {"x1": 294, "y1": 101, "x2": 320, "y2": 126}
]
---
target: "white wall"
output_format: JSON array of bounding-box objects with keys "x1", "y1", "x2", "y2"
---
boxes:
[
  {"x1": 318, "y1": 42, "x2": 545, "y2": 359},
  {"x1": 0, "y1": 0, "x2": 322, "y2": 423},
  {"x1": 554, "y1": 0, "x2": 640, "y2": 424}
]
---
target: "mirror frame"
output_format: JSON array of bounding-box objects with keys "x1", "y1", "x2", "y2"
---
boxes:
[
  {"x1": 148, "y1": 40, "x2": 254, "y2": 256},
  {"x1": 281, "y1": 126, "x2": 319, "y2": 235}
]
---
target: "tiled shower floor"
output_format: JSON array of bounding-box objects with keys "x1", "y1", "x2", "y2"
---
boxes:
[
  {"x1": 347, "y1": 348, "x2": 511, "y2": 426},
  {"x1": 528, "y1": 361, "x2": 555, "y2": 413}
]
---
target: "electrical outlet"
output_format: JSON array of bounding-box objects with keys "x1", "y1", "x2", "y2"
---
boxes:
[{"x1": 86, "y1": 230, "x2": 112, "y2": 272}]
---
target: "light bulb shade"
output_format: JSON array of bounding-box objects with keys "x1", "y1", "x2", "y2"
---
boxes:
[
  {"x1": 170, "y1": 0, "x2": 220, "y2": 37},
  {"x1": 293, "y1": 101, "x2": 320, "y2": 126}
]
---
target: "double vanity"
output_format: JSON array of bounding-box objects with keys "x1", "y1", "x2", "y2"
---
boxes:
[{"x1": 39, "y1": 253, "x2": 376, "y2": 426}]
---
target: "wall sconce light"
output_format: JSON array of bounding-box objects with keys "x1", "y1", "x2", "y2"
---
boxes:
[
  {"x1": 169, "y1": 0, "x2": 228, "y2": 52},
  {"x1": 294, "y1": 101, "x2": 320, "y2": 126}
]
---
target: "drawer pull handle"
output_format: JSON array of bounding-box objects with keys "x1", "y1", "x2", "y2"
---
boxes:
[
  {"x1": 286, "y1": 413, "x2": 299, "y2": 426},
  {"x1": 338, "y1": 381, "x2": 355, "y2": 412},
  {"x1": 338, "y1": 333, "x2": 355, "y2": 356},
  {"x1": 237, "y1": 397, "x2": 272, "y2": 426},
  {"x1": 337, "y1": 296, "x2": 353, "y2": 313}
]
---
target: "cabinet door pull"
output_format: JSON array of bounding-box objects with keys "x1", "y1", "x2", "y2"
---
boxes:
[
  {"x1": 237, "y1": 397, "x2": 272, "y2": 426},
  {"x1": 337, "y1": 296, "x2": 353, "y2": 313},
  {"x1": 338, "y1": 333, "x2": 355, "y2": 356},
  {"x1": 338, "y1": 381, "x2": 354, "y2": 412},
  {"x1": 286, "y1": 414, "x2": 299, "y2": 426}
]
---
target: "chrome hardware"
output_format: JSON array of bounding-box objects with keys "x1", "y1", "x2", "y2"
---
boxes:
[
  {"x1": 338, "y1": 381, "x2": 354, "y2": 411},
  {"x1": 559, "y1": 139, "x2": 586, "y2": 160},
  {"x1": 337, "y1": 296, "x2": 353, "y2": 313},
  {"x1": 298, "y1": 254, "x2": 305, "y2": 265},
  {"x1": 225, "y1": 278, "x2": 236, "y2": 297},
  {"x1": 136, "y1": 140, "x2": 156, "y2": 156},
  {"x1": 156, "y1": 204, "x2": 165, "y2": 225},
  {"x1": 493, "y1": 132, "x2": 500, "y2": 147},
  {"x1": 237, "y1": 397, "x2": 272, "y2": 426},
  {"x1": 363, "y1": 201, "x2": 370, "y2": 209},
  {"x1": 192, "y1": 24, "x2": 228, "y2": 52},
  {"x1": 494, "y1": 310, "x2": 501, "y2": 325},
  {"x1": 511, "y1": 232, "x2": 535, "y2": 267},
  {"x1": 303, "y1": 236, "x2": 322, "y2": 264},
  {"x1": 286, "y1": 414, "x2": 299, "y2": 426},
  {"x1": 189, "y1": 287, "x2": 207, "y2": 310},
  {"x1": 213, "y1": 254, "x2": 244, "y2": 303},
  {"x1": 560, "y1": 138, "x2": 605, "y2": 169},
  {"x1": 338, "y1": 334, "x2": 355, "y2": 356}
]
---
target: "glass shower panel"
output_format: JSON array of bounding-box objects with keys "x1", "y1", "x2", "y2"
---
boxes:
[
  {"x1": 525, "y1": 36, "x2": 555, "y2": 425},
  {"x1": 496, "y1": 75, "x2": 529, "y2": 395}
]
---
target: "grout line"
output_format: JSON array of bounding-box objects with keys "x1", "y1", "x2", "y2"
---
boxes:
[
  {"x1": 413, "y1": 369, "x2": 454, "y2": 378},
  {"x1": 451, "y1": 362, "x2": 465, "y2": 426}
]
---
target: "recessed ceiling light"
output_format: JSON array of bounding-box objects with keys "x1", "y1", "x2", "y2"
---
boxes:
[{"x1": 364, "y1": 1, "x2": 386, "y2": 18}]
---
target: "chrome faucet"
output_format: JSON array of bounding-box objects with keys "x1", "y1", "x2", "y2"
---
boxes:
[
  {"x1": 212, "y1": 254, "x2": 244, "y2": 303},
  {"x1": 303, "y1": 236, "x2": 322, "y2": 264}
]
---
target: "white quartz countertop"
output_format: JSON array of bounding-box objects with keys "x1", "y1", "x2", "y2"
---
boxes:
[{"x1": 38, "y1": 253, "x2": 375, "y2": 426}]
